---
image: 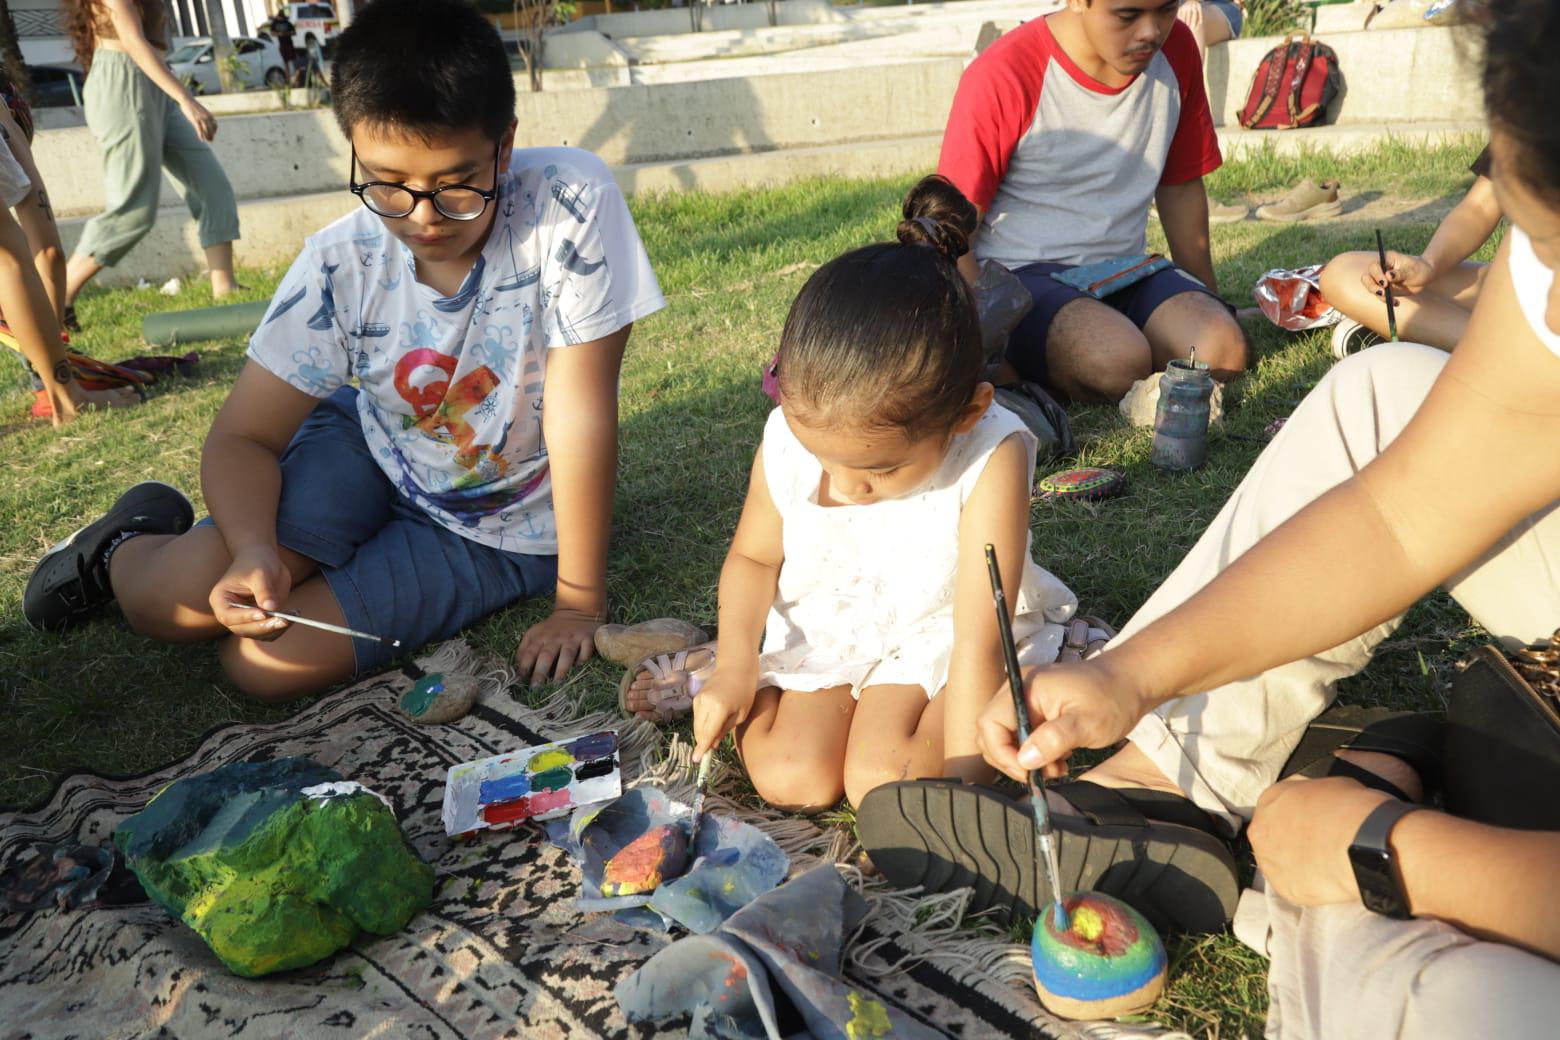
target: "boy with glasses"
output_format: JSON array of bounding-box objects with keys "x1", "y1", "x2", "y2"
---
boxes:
[{"x1": 23, "y1": 0, "x2": 664, "y2": 700}]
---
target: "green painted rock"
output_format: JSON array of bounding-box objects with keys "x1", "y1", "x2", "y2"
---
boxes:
[{"x1": 114, "y1": 757, "x2": 434, "y2": 978}]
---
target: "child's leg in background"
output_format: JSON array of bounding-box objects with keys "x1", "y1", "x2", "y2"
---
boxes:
[
  {"x1": 737, "y1": 684, "x2": 856, "y2": 812},
  {"x1": 842, "y1": 684, "x2": 944, "y2": 809},
  {"x1": 1319, "y1": 252, "x2": 1487, "y2": 351}
]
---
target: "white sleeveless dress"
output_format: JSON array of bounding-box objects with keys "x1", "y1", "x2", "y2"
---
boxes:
[{"x1": 756, "y1": 402, "x2": 1078, "y2": 699}]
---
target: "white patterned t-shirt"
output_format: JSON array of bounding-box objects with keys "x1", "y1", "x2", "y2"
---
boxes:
[{"x1": 247, "y1": 147, "x2": 665, "y2": 554}]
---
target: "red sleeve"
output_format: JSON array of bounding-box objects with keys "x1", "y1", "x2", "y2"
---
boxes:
[
  {"x1": 936, "y1": 26, "x2": 1046, "y2": 212},
  {"x1": 1159, "y1": 20, "x2": 1223, "y2": 185}
]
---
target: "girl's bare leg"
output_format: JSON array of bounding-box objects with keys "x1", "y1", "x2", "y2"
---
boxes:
[
  {"x1": 736, "y1": 683, "x2": 856, "y2": 812},
  {"x1": 843, "y1": 683, "x2": 946, "y2": 808}
]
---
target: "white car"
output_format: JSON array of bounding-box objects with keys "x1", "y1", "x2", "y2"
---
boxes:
[
  {"x1": 276, "y1": 2, "x2": 341, "y2": 61},
  {"x1": 168, "y1": 35, "x2": 289, "y2": 93}
]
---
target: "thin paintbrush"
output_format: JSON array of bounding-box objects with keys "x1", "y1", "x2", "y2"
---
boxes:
[
  {"x1": 689, "y1": 752, "x2": 714, "y2": 845},
  {"x1": 984, "y1": 544, "x2": 1069, "y2": 932},
  {"x1": 1375, "y1": 228, "x2": 1399, "y2": 341},
  {"x1": 227, "y1": 602, "x2": 402, "y2": 648}
]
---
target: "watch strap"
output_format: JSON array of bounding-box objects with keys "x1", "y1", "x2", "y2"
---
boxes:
[{"x1": 1350, "y1": 799, "x2": 1421, "y2": 918}]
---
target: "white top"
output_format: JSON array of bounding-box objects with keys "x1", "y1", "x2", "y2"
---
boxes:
[
  {"x1": 248, "y1": 147, "x2": 665, "y2": 554},
  {"x1": 1508, "y1": 225, "x2": 1560, "y2": 359},
  {"x1": 756, "y1": 402, "x2": 1078, "y2": 698}
]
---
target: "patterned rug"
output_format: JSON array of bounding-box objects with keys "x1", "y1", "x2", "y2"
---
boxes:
[{"x1": 0, "y1": 641, "x2": 1129, "y2": 1039}]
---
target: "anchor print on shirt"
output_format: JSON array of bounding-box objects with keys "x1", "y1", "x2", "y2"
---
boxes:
[{"x1": 306, "y1": 262, "x2": 340, "y2": 331}]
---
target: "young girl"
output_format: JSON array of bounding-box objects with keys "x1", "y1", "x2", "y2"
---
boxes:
[{"x1": 625, "y1": 178, "x2": 1079, "y2": 811}]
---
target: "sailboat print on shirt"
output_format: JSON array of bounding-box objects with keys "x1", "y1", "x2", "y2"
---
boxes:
[{"x1": 494, "y1": 225, "x2": 540, "y2": 293}]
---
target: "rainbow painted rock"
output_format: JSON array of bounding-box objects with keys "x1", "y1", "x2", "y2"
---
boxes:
[
  {"x1": 600, "y1": 823, "x2": 689, "y2": 898},
  {"x1": 115, "y1": 758, "x2": 434, "y2": 978},
  {"x1": 1031, "y1": 892, "x2": 1167, "y2": 1020}
]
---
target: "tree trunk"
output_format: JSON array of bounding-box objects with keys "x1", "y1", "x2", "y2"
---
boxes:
[
  {"x1": 0, "y1": 0, "x2": 31, "y2": 100},
  {"x1": 204, "y1": 0, "x2": 240, "y2": 93}
]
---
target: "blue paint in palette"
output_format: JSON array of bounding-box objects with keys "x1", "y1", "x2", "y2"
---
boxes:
[
  {"x1": 566, "y1": 732, "x2": 617, "y2": 759},
  {"x1": 478, "y1": 773, "x2": 531, "y2": 804}
]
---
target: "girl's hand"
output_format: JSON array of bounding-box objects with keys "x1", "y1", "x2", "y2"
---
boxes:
[
  {"x1": 692, "y1": 668, "x2": 758, "y2": 761},
  {"x1": 210, "y1": 544, "x2": 293, "y2": 640},
  {"x1": 180, "y1": 96, "x2": 217, "y2": 142},
  {"x1": 1177, "y1": 0, "x2": 1204, "y2": 29},
  {"x1": 1365, "y1": 251, "x2": 1435, "y2": 295},
  {"x1": 977, "y1": 657, "x2": 1152, "y2": 780}
]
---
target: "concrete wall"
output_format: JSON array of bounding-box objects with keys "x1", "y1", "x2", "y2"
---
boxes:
[
  {"x1": 1204, "y1": 25, "x2": 1484, "y2": 128},
  {"x1": 561, "y1": 0, "x2": 845, "y2": 38},
  {"x1": 35, "y1": 59, "x2": 964, "y2": 216}
]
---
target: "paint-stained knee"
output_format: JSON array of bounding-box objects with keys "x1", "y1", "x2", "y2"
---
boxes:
[{"x1": 743, "y1": 747, "x2": 845, "y2": 814}]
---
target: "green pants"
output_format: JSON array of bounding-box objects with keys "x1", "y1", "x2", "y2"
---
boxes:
[{"x1": 75, "y1": 50, "x2": 240, "y2": 268}]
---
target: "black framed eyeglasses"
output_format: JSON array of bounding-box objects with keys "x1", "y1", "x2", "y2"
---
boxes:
[{"x1": 349, "y1": 144, "x2": 501, "y2": 221}]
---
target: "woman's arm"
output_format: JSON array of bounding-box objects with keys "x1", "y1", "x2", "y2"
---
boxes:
[
  {"x1": 0, "y1": 107, "x2": 65, "y2": 320},
  {"x1": 100, "y1": 0, "x2": 216, "y2": 141},
  {"x1": 1421, "y1": 175, "x2": 1504, "y2": 277},
  {"x1": 945, "y1": 432, "x2": 1033, "y2": 779},
  {"x1": 1250, "y1": 778, "x2": 1560, "y2": 960},
  {"x1": 1009, "y1": 235, "x2": 1560, "y2": 771}
]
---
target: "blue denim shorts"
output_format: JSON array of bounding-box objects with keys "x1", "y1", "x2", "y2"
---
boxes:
[
  {"x1": 1005, "y1": 260, "x2": 1222, "y2": 386},
  {"x1": 201, "y1": 387, "x2": 556, "y2": 673},
  {"x1": 1205, "y1": 0, "x2": 1244, "y2": 36}
]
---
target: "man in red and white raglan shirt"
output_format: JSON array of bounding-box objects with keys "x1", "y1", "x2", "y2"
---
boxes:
[{"x1": 940, "y1": 0, "x2": 1249, "y2": 402}]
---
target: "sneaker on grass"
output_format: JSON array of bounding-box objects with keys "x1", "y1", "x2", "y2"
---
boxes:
[
  {"x1": 23, "y1": 481, "x2": 194, "y2": 631},
  {"x1": 1330, "y1": 318, "x2": 1384, "y2": 359},
  {"x1": 1255, "y1": 178, "x2": 1343, "y2": 222}
]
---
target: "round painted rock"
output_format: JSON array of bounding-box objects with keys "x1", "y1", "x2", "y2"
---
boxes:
[
  {"x1": 1035, "y1": 466, "x2": 1126, "y2": 501},
  {"x1": 1031, "y1": 893, "x2": 1167, "y2": 1021}
]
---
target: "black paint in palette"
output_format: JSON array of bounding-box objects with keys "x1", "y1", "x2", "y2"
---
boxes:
[{"x1": 574, "y1": 756, "x2": 618, "y2": 781}]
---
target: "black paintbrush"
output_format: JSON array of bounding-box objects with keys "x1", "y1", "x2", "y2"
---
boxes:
[
  {"x1": 1376, "y1": 228, "x2": 1399, "y2": 342},
  {"x1": 984, "y1": 544, "x2": 1069, "y2": 931}
]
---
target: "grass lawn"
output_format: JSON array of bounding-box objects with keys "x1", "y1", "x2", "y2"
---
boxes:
[{"x1": 0, "y1": 137, "x2": 1494, "y2": 1036}]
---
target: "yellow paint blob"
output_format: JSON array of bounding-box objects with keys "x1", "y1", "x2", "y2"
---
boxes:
[
  {"x1": 527, "y1": 748, "x2": 574, "y2": 773},
  {"x1": 845, "y1": 991, "x2": 892, "y2": 1039},
  {"x1": 1070, "y1": 905, "x2": 1105, "y2": 941}
]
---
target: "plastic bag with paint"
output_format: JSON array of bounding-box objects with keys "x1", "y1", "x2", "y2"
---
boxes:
[
  {"x1": 973, "y1": 259, "x2": 1035, "y2": 373},
  {"x1": 546, "y1": 785, "x2": 788, "y2": 934},
  {"x1": 1252, "y1": 264, "x2": 1341, "y2": 331},
  {"x1": 617, "y1": 864, "x2": 942, "y2": 1040}
]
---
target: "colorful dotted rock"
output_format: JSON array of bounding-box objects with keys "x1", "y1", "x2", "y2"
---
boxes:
[{"x1": 1031, "y1": 892, "x2": 1167, "y2": 1020}]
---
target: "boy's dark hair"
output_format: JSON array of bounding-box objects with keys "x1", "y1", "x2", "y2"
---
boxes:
[
  {"x1": 776, "y1": 176, "x2": 982, "y2": 441},
  {"x1": 1483, "y1": 0, "x2": 1560, "y2": 206},
  {"x1": 330, "y1": 0, "x2": 516, "y2": 143}
]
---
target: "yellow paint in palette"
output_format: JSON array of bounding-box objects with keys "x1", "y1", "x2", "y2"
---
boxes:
[{"x1": 528, "y1": 748, "x2": 574, "y2": 772}]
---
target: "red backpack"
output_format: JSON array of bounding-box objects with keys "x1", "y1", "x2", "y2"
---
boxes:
[{"x1": 1238, "y1": 33, "x2": 1343, "y2": 130}]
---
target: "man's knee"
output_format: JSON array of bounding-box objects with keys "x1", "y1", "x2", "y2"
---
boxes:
[
  {"x1": 1199, "y1": 307, "x2": 1251, "y2": 378},
  {"x1": 218, "y1": 637, "x2": 328, "y2": 704},
  {"x1": 1048, "y1": 302, "x2": 1154, "y2": 401}
]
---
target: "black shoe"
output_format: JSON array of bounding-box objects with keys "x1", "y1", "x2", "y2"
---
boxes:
[
  {"x1": 23, "y1": 482, "x2": 194, "y2": 631},
  {"x1": 62, "y1": 305, "x2": 80, "y2": 334},
  {"x1": 858, "y1": 778, "x2": 1240, "y2": 934}
]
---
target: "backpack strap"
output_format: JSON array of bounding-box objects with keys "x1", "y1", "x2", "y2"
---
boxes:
[
  {"x1": 1242, "y1": 33, "x2": 1302, "y2": 129},
  {"x1": 1286, "y1": 37, "x2": 1316, "y2": 128}
]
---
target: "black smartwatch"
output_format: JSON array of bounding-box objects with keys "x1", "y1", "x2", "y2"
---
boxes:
[{"x1": 1348, "y1": 799, "x2": 1421, "y2": 919}]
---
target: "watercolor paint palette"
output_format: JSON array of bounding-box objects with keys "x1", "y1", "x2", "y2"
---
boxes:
[{"x1": 441, "y1": 730, "x2": 621, "y2": 837}]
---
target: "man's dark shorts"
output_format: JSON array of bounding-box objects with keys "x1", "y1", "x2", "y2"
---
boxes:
[
  {"x1": 1005, "y1": 260, "x2": 1224, "y2": 386},
  {"x1": 198, "y1": 387, "x2": 557, "y2": 674}
]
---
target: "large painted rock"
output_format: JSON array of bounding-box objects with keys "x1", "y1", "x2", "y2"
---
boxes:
[
  {"x1": 115, "y1": 757, "x2": 434, "y2": 978},
  {"x1": 1031, "y1": 892, "x2": 1168, "y2": 1020},
  {"x1": 600, "y1": 823, "x2": 689, "y2": 898}
]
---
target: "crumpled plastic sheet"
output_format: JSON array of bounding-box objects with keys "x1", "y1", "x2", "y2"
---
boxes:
[
  {"x1": 617, "y1": 864, "x2": 942, "y2": 1040},
  {"x1": 1252, "y1": 263, "x2": 1341, "y2": 331},
  {"x1": 546, "y1": 786, "x2": 789, "y2": 934},
  {"x1": 0, "y1": 842, "x2": 146, "y2": 913}
]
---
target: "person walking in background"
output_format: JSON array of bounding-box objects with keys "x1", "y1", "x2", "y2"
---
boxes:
[
  {"x1": 268, "y1": 7, "x2": 299, "y2": 86},
  {"x1": 60, "y1": 0, "x2": 241, "y2": 326}
]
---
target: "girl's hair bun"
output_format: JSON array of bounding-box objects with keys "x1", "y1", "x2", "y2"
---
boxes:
[
  {"x1": 896, "y1": 215, "x2": 968, "y2": 263},
  {"x1": 898, "y1": 174, "x2": 978, "y2": 263}
]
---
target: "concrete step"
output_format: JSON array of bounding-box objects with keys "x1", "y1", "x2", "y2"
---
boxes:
[{"x1": 69, "y1": 120, "x2": 1479, "y2": 289}]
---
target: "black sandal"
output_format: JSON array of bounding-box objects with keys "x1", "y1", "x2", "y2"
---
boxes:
[
  {"x1": 1280, "y1": 705, "x2": 1444, "y2": 802},
  {"x1": 857, "y1": 777, "x2": 1240, "y2": 935}
]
